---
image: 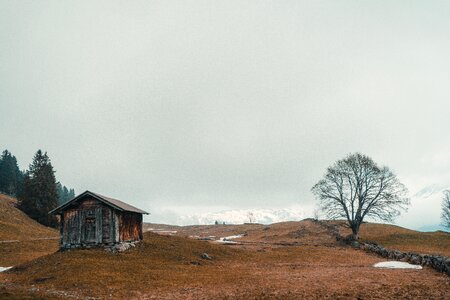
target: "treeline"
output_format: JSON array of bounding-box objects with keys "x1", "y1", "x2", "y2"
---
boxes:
[
  {"x1": 0, "y1": 150, "x2": 24, "y2": 196},
  {"x1": 57, "y1": 182, "x2": 75, "y2": 204},
  {"x1": 0, "y1": 149, "x2": 75, "y2": 227}
]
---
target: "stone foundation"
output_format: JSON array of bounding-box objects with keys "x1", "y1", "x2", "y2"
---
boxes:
[
  {"x1": 104, "y1": 241, "x2": 139, "y2": 252},
  {"x1": 61, "y1": 241, "x2": 140, "y2": 252}
]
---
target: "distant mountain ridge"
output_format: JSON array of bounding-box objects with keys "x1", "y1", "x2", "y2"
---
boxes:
[
  {"x1": 414, "y1": 184, "x2": 449, "y2": 198},
  {"x1": 178, "y1": 184, "x2": 450, "y2": 229},
  {"x1": 398, "y1": 184, "x2": 450, "y2": 232},
  {"x1": 179, "y1": 208, "x2": 306, "y2": 225}
]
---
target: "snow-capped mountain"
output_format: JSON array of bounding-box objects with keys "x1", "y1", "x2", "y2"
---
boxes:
[
  {"x1": 179, "y1": 208, "x2": 306, "y2": 225},
  {"x1": 173, "y1": 184, "x2": 449, "y2": 230},
  {"x1": 396, "y1": 184, "x2": 449, "y2": 232},
  {"x1": 413, "y1": 184, "x2": 447, "y2": 198}
]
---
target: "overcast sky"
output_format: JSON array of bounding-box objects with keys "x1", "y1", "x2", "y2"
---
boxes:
[{"x1": 1, "y1": 1, "x2": 449, "y2": 226}]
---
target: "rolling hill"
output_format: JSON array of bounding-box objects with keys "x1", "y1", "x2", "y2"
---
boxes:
[
  {"x1": 0, "y1": 194, "x2": 58, "y2": 241},
  {"x1": 146, "y1": 220, "x2": 450, "y2": 256},
  {"x1": 0, "y1": 193, "x2": 59, "y2": 266},
  {"x1": 2, "y1": 224, "x2": 449, "y2": 299},
  {"x1": 0, "y1": 195, "x2": 448, "y2": 299}
]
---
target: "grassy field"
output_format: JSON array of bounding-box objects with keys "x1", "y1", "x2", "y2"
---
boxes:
[
  {"x1": 1, "y1": 195, "x2": 449, "y2": 299},
  {"x1": 1, "y1": 230, "x2": 448, "y2": 299},
  {"x1": 148, "y1": 220, "x2": 450, "y2": 256},
  {"x1": 334, "y1": 222, "x2": 450, "y2": 257},
  {"x1": 1, "y1": 221, "x2": 448, "y2": 299},
  {"x1": 0, "y1": 194, "x2": 58, "y2": 241},
  {"x1": 148, "y1": 220, "x2": 340, "y2": 245},
  {"x1": 0, "y1": 240, "x2": 59, "y2": 267},
  {"x1": 0, "y1": 194, "x2": 59, "y2": 266}
]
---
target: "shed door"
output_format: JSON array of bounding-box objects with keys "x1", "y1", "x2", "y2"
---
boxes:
[
  {"x1": 85, "y1": 216, "x2": 96, "y2": 243},
  {"x1": 82, "y1": 209, "x2": 102, "y2": 244}
]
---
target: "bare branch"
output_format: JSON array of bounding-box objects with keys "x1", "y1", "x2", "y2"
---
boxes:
[
  {"x1": 311, "y1": 153, "x2": 410, "y2": 239},
  {"x1": 442, "y1": 190, "x2": 450, "y2": 229}
]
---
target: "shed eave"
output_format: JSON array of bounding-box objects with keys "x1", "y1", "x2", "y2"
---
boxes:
[{"x1": 48, "y1": 190, "x2": 148, "y2": 215}]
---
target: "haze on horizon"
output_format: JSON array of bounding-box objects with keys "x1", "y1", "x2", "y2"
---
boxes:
[{"x1": 1, "y1": 1, "x2": 449, "y2": 229}]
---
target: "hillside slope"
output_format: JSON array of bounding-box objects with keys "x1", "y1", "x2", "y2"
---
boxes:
[
  {"x1": 0, "y1": 194, "x2": 58, "y2": 241},
  {"x1": 147, "y1": 220, "x2": 450, "y2": 256},
  {"x1": 0, "y1": 194, "x2": 59, "y2": 266},
  {"x1": 328, "y1": 221, "x2": 450, "y2": 256},
  {"x1": 358, "y1": 223, "x2": 450, "y2": 257},
  {"x1": 1, "y1": 230, "x2": 448, "y2": 299}
]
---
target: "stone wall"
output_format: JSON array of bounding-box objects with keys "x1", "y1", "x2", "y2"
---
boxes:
[
  {"x1": 353, "y1": 241, "x2": 450, "y2": 276},
  {"x1": 315, "y1": 220, "x2": 450, "y2": 276}
]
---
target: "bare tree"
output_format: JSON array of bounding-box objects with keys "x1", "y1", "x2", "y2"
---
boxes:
[
  {"x1": 313, "y1": 208, "x2": 321, "y2": 221},
  {"x1": 311, "y1": 153, "x2": 409, "y2": 240},
  {"x1": 247, "y1": 212, "x2": 255, "y2": 223},
  {"x1": 442, "y1": 190, "x2": 450, "y2": 229}
]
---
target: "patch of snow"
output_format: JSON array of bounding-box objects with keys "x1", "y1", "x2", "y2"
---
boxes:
[
  {"x1": 373, "y1": 261, "x2": 422, "y2": 269},
  {"x1": 216, "y1": 234, "x2": 244, "y2": 244},
  {"x1": 193, "y1": 236, "x2": 216, "y2": 241},
  {"x1": 221, "y1": 234, "x2": 244, "y2": 240},
  {"x1": 150, "y1": 230, "x2": 177, "y2": 235},
  {"x1": 0, "y1": 267, "x2": 12, "y2": 272},
  {"x1": 215, "y1": 240, "x2": 238, "y2": 244}
]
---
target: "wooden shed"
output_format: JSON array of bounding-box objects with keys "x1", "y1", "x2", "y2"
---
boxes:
[{"x1": 49, "y1": 190, "x2": 149, "y2": 249}]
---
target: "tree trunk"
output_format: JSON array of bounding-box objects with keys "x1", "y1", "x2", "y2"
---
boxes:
[{"x1": 350, "y1": 223, "x2": 359, "y2": 240}]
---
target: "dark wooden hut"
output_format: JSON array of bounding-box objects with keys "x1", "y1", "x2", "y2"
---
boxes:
[{"x1": 49, "y1": 190, "x2": 148, "y2": 249}]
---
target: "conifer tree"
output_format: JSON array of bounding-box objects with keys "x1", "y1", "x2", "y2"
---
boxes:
[
  {"x1": 62, "y1": 186, "x2": 69, "y2": 201},
  {"x1": 0, "y1": 150, "x2": 24, "y2": 196},
  {"x1": 18, "y1": 150, "x2": 59, "y2": 227},
  {"x1": 68, "y1": 188, "x2": 75, "y2": 200},
  {"x1": 56, "y1": 182, "x2": 76, "y2": 204}
]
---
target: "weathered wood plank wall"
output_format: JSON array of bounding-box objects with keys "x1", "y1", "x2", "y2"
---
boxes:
[
  {"x1": 59, "y1": 196, "x2": 143, "y2": 248},
  {"x1": 119, "y1": 212, "x2": 142, "y2": 242},
  {"x1": 61, "y1": 197, "x2": 108, "y2": 246}
]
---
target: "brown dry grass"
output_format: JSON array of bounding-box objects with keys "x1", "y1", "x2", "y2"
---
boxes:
[
  {"x1": 149, "y1": 219, "x2": 450, "y2": 256},
  {"x1": 0, "y1": 194, "x2": 58, "y2": 241},
  {"x1": 359, "y1": 223, "x2": 450, "y2": 256},
  {"x1": 0, "y1": 240, "x2": 59, "y2": 266},
  {"x1": 334, "y1": 221, "x2": 450, "y2": 257},
  {"x1": 147, "y1": 220, "x2": 339, "y2": 246},
  {"x1": 0, "y1": 194, "x2": 59, "y2": 267},
  {"x1": 1, "y1": 224, "x2": 449, "y2": 299},
  {"x1": 1, "y1": 200, "x2": 449, "y2": 299}
]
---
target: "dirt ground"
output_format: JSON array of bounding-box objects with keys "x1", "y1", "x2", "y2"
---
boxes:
[{"x1": 1, "y1": 220, "x2": 449, "y2": 299}]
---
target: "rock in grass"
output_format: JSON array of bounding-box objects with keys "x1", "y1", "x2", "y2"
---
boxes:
[{"x1": 201, "y1": 253, "x2": 212, "y2": 260}]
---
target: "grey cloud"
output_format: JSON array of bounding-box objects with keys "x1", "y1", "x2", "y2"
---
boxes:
[{"x1": 1, "y1": 1, "x2": 450, "y2": 226}]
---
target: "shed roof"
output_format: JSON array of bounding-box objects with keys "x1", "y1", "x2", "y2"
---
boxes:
[{"x1": 49, "y1": 190, "x2": 149, "y2": 215}]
